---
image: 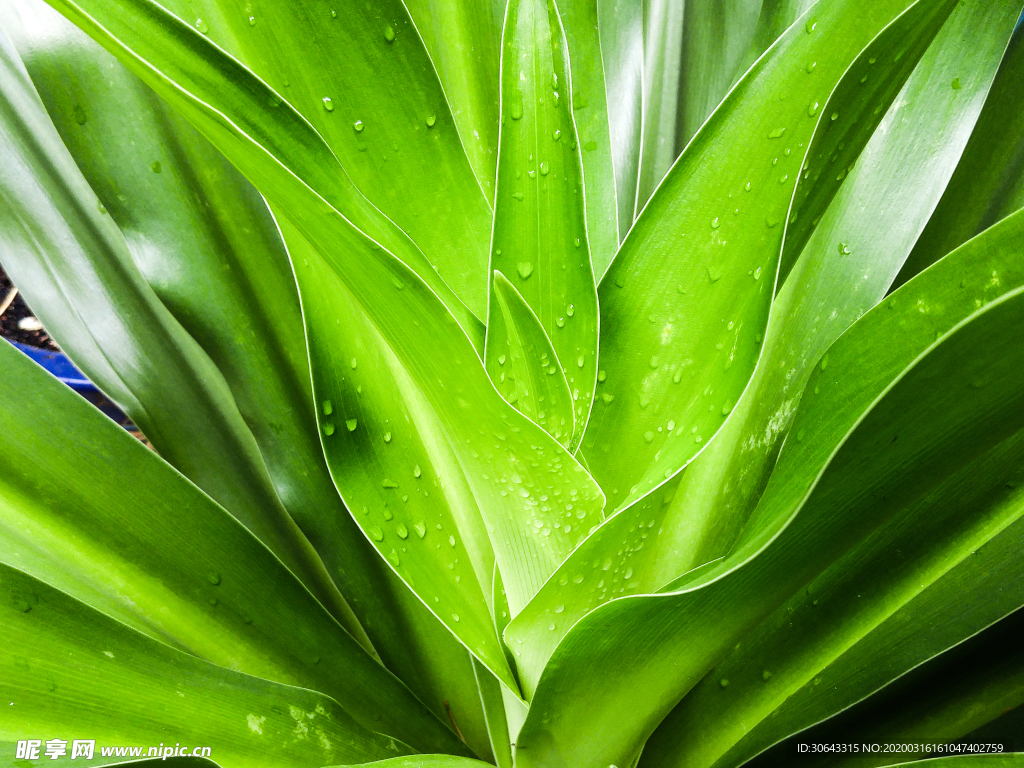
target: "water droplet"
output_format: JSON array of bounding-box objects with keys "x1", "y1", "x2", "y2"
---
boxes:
[
  {"x1": 808, "y1": 101, "x2": 819, "y2": 117},
  {"x1": 768, "y1": 127, "x2": 786, "y2": 139},
  {"x1": 396, "y1": 524, "x2": 409, "y2": 539},
  {"x1": 722, "y1": 401, "x2": 733, "y2": 415},
  {"x1": 830, "y1": 111, "x2": 839, "y2": 121},
  {"x1": 754, "y1": 266, "x2": 762, "y2": 280},
  {"x1": 806, "y1": 61, "x2": 817, "y2": 74},
  {"x1": 805, "y1": 19, "x2": 816, "y2": 33},
  {"x1": 330, "y1": 9, "x2": 337, "y2": 17},
  {"x1": 207, "y1": 572, "x2": 222, "y2": 586},
  {"x1": 346, "y1": 418, "x2": 358, "y2": 432},
  {"x1": 511, "y1": 102, "x2": 523, "y2": 120},
  {"x1": 644, "y1": 431, "x2": 654, "y2": 444},
  {"x1": 324, "y1": 423, "x2": 335, "y2": 436},
  {"x1": 574, "y1": 237, "x2": 581, "y2": 249},
  {"x1": 577, "y1": 355, "x2": 585, "y2": 368},
  {"x1": 552, "y1": 129, "x2": 561, "y2": 141},
  {"x1": 248, "y1": 15, "x2": 256, "y2": 25},
  {"x1": 498, "y1": 354, "x2": 506, "y2": 365},
  {"x1": 707, "y1": 264, "x2": 722, "y2": 283},
  {"x1": 512, "y1": 191, "x2": 525, "y2": 201},
  {"x1": 413, "y1": 464, "x2": 422, "y2": 478},
  {"x1": 353, "y1": 120, "x2": 364, "y2": 132},
  {"x1": 762, "y1": 669, "x2": 772, "y2": 681},
  {"x1": 573, "y1": 574, "x2": 584, "y2": 584},
  {"x1": 779, "y1": 174, "x2": 789, "y2": 184},
  {"x1": 150, "y1": 161, "x2": 161, "y2": 174},
  {"x1": 73, "y1": 104, "x2": 87, "y2": 125},
  {"x1": 384, "y1": 24, "x2": 396, "y2": 42},
  {"x1": 369, "y1": 526, "x2": 384, "y2": 542},
  {"x1": 539, "y1": 161, "x2": 550, "y2": 176},
  {"x1": 414, "y1": 521, "x2": 427, "y2": 538},
  {"x1": 601, "y1": 393, "x2": 615, "y2": 403},
  {"x1": 711, "y1": 216, "x2": 720, "y2": 229},
  {"x1": 820, "y1": 354, "x2": 829, "y2": 371},
  {"x1": 323, "y1": 97, "x2": 335, "y2": 112},
  {"x1": 517, "y1": 262, "x2": 534, "y2": 279},
  {"x1": 452, "y1": 613, "x2": 460, "y2": 622},
  {"x1": 195, "y1": 17, "x2": 209, "y2": 33},
  {"x1": 567, "y1": 304, "x2": 575, "y2": 317},
  {"x1": 426, "y1": 114, "x2": 436, "y2": 128},
  {"x1": 384, "y1": 432, "x2": 392, "y2": 443},
  {"x1": 765, "y1": 215, "x2": 779, "y2": 228},
  {"x1": 838, "y1": 242, "x2": 851, "y2": 255},
  {"x1": 448, "y1": 535, "x2": 456, "y2": 547},
  {"x1": 744, "y1": 181, "x2": 751, "y2": 192},
  {"x1": 951, "y1": 77, "x2": 961, "y2": 90},
  {"x1": 382, "y1": 479, "x2": 398, "y2": 489}
]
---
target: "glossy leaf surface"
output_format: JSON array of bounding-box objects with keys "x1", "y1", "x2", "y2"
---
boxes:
[{"x1": 488, "y1": 0, "x2": 599, "y2": 447}]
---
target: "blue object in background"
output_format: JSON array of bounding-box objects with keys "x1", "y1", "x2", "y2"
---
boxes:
[{"x1": 4, "y1": 338, "x2": 138, "y2": 431}]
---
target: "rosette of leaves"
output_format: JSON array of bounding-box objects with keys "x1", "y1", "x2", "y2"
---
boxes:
[{"x1": 0, "y1": 0, "x2": 1023, "y2": 766}]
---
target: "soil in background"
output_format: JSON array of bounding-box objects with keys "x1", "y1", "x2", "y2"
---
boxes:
[{"x1": 0, "y1": 262, "x2": 59, "y2": 350}]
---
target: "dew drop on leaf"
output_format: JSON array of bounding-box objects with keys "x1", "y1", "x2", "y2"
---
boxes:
[
  {"x1": 322, "y1": 97, "x2": 334, "y2": 112},
  {"x1": 396, "y1": 524, "x2": 409, "y2": 540},
  {"x1": 322, "y1": 400, "x2": 333, "y2": 415},
  {"x1": 710, "y1": 216, "x2": 720, "y2": 229},
  {"x1": 150, "y1": 161, "x2": 161, "y2": 174},
  {"x1": 248, "y1": 15, "x2": 255, "y2": 25},
  {"x1": 767, "y1": 127, "x2": 786, "y2": 139},
  {"x1": 384, "y1": 24, "x2": 395, "y2": 42},
  {"x1": 207, "y1": 572, "x2": 222, "y2": 586},
  {"x1": 426, "y1": 114, "x2": 436, "y2": 128},
  {"x1": 384, "y1": 432, "x2": 392, "y2": 443},
  {"x1": 413, "y1": 464, "x2": 422, "y2": 478},
  {"x1": 517, "y1": 262, "x2": 534, "y2": 279},
  {"x1": 567, "y1": 304, "x2": 575, "y2": 316},
  {"x1": 73, "y1": 105, "x2": 87, "y2": 125},
  {"x1": 540, "y1": 161, "x2": 550, "y2": 176},
  {"x1": 353, "y1": 120, "x2": 364, "y2": 132},
  {"x1": 414, "y1": 521, "x2": 427, "y2": 538},
  {"x1": 346, "y1": 418, "x2": 358, "y2": 432},
  {"x1": 369, "y1": 526, "x2": 384, "y2": 542},
  {"x1": 951, "y1": 77, "x2": 961, "y2": 90},
  {"x1": 323, "y1": 423, "x2": 335, "y2": 436}
]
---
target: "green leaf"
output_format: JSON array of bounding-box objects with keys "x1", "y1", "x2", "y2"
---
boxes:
[
  {"x1": 0, "y1": 17, "x2": 359, "y2": 633},
  {"x1": 487, "y1": 271, "x2": 575, "y2": 447},
  {"x1": 0, "y1": 564, "x2": 413, "y2": 768},
  {"x1": 472, "y1": 657, "x2": 514, "y2": 768},
  {"x1": 634, "y1": 0, "x2": 685, "y2": 211},
  {"x1": 597, "y1": 0, "x2": 644, "y2": 240},
  {"x1": 0, "y1": 339, "x2": 468, "y2": 756},
  {"x1": 778, "y1": 0, "x2": 959, "y2": 283},
  {"x1": 642, "y1": 430, "x2": 1024, "y2": 768},
  {"x1": 660, "y1": 0, "x2": 1016, "y2": 574},
  {"x1": 488, "y1": 0, "x2": 599, "y2": 446},
  {"x1": 40, "y1": 0, "x2": 606, "y2": 659},
  {"x1": 584, "y1": 0, "x2": 931, "y2": 513},
  {"x1": 512, "y1": 208, "x2": 1024, "y2": 767},
  {"x1": 895, "y1": 27, "x2": 1024, "y2": 288},
  {"x1": 1, "y1": 2, "x2": 502, "y2": 742},
  {"x1": 661, "y1": 475, "x2": 1024, "y2": 768},
  {"x1": 402, "y1": 0, "x2": 503, "y2": 202},
  {"x1": 278, "y1": 213, "x2": 604, "y2": 690},
  {"x1": 674, "y1": 0, "x2": 765, "y2": 156},
  {"x1": 153, "y1": 0, "x2": 492, "y2": 316},
  {"x1": 556, "y1": 0, "x2": 620, "y2": 272},
  {"x1": 754, "y1": 608, "x2": 1024, "y2": 768}
]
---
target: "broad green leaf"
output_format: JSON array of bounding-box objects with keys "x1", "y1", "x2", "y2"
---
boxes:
[
  {"x1": 0, "y1": 564, "x2": 412, "y2": 768},
  {"x1": 598, "y1": 0, "x2": 644, "y2": 240},
  {"x1": 487, "y1": 271, "x2": 575, "y2": 447},
  {"x1": 39, "y1": 0, "x2": 481, "y2": 340},
  {"x1": 557, "y1": 0, "x2": 620, "y2": 271},
  {"x1": 2, "y1": 2, "x2": 500, "y2": 741},
  {"x1": 0, "y1": 338, "x2": 468, "y2": 757},
  {"x1": 279, "y1": 212, "x2": 604, "y2": 689},
  {"x1": 756, "y1": 609, "x2": 1024, "y2": 768},
  {"x1": 512, "y1": 211, "x2": 1024, "y2": 767},
  {"x1": 634, "y1": 0, "x2": 685, "y2": 211},
  {"x1": 0, "y1": 20, "x2": 358, "y2": 632},
  {"x1": 43, "y1": 0, "x2": 606, "y2": 661},
  {"x1": 895, "y1": 27, "x2": 1024, "y2": 287},
  {"x1": 488, "y1": 0, "x2": 599, "y2": 447},
  {"x1": 402, "y1": 0, "x2": 503, "y2": 202},
  {"x1": 472, "y1": 658, "x2": 514, "y2": 768},
  {"x1": 641, "y1": 432, "x2": 1024, "y2": 768},
  {"x1": 658, "y1": 0, "x2": 1015, "y2": 573},
  {"x1": 583, "y1": 0, "x2": 931, "y2": 513},
  {"x1": 153, "y1": 0, "x2": 493, "y2": 316},
  {"x1": 503, "y1": 0, "x2": 975, "y2": 690},
  {"x1": 745, "y1": 0, "x2": 819, "y2": 67},
  {"x1": 675, "y1": 0, "x2": 765, "y2": 153},
  {"x1": 778, "y1": 0, "x2": 958, "y2": 283}
]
